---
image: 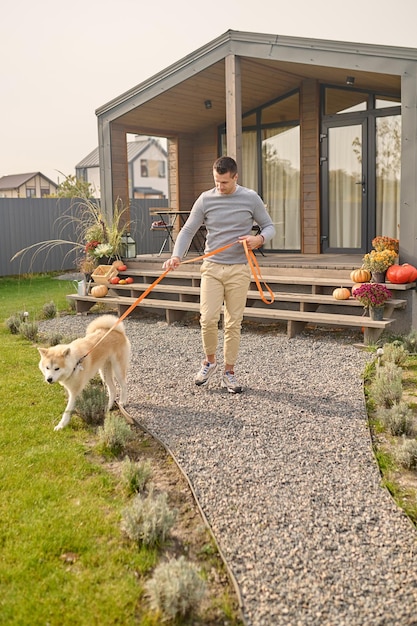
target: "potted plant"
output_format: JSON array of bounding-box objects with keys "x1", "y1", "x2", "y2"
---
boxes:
[
  {"x1": 353, "y1": 282, "x2": 393, "y2": 320},
  {"x1": 371, "y1": 236, "x2": 399, "y2": 254},
  {"x1": 362, "y1": 249, "x2": 397, "y2": 283}
]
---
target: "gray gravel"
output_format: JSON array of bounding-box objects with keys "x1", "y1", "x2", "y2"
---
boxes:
[{"x1": 40, "y1": 314, "x2": 417, "y2": 625}]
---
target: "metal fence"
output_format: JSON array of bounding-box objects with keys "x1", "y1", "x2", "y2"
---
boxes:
[{"x1": 0, "y1": 197, "x2": 169, "y2": 277}]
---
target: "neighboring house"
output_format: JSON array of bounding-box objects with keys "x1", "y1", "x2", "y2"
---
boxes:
[
  {"x1": 0, "y1": 172, "x2": 58, "y2": 198},
  {"x1": 75, "y1": 136, "x2": 168, "y2": 199}
]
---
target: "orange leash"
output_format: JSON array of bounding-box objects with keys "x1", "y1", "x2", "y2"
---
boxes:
[
  {"x1": 76, "y1": 239, "x2": 274, "y2": 366},
  {"x1": 242, "y1": 240, "x2": 275, "y2": 304}
]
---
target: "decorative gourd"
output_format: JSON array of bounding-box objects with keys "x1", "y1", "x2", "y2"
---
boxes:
[
  {"x1": 350, "y1": 268, "x2": 371, "y2": 283},
  {"x1": 91, "y1": 285, "x2": 108, "y2": 298},
  {"x1": 386, "y1": 263, "x2": 417, "y2": 284},
  {"x1": 351, "y1": 283, "x2": 366, "y2": 296},
  {"x1": 112, "y1": 260, "x2": 125, "y2": 269},
  {"x1": 333, "y1": 287, "x2": 351, "y2": 300}
]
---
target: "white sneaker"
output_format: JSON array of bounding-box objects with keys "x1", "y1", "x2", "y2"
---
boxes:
[
  {"x1": 194, "y1": 361, "x2": 218, "y2": 386},
  {"x1": 221, "y1": 370, "x2": 243, "y2": 394}
]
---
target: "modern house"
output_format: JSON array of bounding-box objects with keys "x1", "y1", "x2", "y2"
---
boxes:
[
  {"x1": 75, "y1": 136, "x2": 168, "y2": 199},
  {"x1": 94, "y1": 30, "x2": 417, "y2": 263},
  {"x1": 0, "y1": 172, "x2": 58, "y2": 198}
]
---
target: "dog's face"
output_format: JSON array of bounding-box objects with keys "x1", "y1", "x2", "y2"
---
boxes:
[{"x1": 38, "y1": 346, "x2": 72, "y2": 384}]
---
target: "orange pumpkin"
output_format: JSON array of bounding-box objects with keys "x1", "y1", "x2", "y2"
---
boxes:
[
  {"x1": 351, "y1": 283, "x2": 366, "y2": 296},
  {"x1": 386, "y1": 263, "x2": 417, "y2": 284},
  {"x1": 333, "y1": 287, "x2": 351, "y2": 300},
  {"x1": 91, "y1": 285, "x2": 108, "y2": 298},
  {"x1": 350, "y1": 268, "x2": 371, "y2": 283}
]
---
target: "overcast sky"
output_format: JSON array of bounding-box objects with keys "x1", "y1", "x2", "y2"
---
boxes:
[{"x1": 1, "y1": 0, "x2": 415, "y2": 184}]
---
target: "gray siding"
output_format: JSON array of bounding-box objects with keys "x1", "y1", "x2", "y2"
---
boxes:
[{"x1": 0, "y1": 198, "x2": 169, "y2": 277}]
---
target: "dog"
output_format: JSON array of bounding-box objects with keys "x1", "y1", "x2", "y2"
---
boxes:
[{"x1": 38, "y1": 315, "x2": 131, "y2": 431}]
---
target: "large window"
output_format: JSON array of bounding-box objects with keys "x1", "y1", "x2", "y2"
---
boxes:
[
  {"x1": 376, "y1": 115, "x2": 401, "y2": 238},
  {"x1": 221, "y1": 91, "x2": 300, "y2": 251}
]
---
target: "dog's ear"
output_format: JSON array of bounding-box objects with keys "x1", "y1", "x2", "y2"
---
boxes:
[
  {"x1": 38, "y1": 347, "x2": 47, "y2": 356},
  {"x1": 62, "y1": 347, "x2": 71, "y2": 357}
]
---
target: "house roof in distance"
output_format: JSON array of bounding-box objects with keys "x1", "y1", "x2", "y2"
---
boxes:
[
  {"x1": 76, "y1": 137, "x2": 167, "y2": 169},
  {"x1": 0, "y1": 172, "x2": 57, "y2": 190}
]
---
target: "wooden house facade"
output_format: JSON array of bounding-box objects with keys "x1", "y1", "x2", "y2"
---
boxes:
[{"x1": 95, "y1": 30, "x2": 417, "y2": 266}]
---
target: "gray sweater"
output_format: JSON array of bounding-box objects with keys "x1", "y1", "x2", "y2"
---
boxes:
[{"x1": 172, "y1": 185, "x2": 276, "y2": 264}]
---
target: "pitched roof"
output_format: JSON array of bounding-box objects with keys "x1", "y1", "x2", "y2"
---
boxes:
[
  {"x1": 0, "y1": 172, "x2": 37, "y2": 189},
  {"x1": 75, "y1": 138, "x2": 167, "y2": 169},
  {"x1": 0, "y1": 172, "x2": 57, "y2": 190}
]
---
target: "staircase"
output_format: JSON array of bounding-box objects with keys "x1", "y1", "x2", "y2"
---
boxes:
[{"x1": 67, "y1": 255, "x2": 414, "y2": 346}]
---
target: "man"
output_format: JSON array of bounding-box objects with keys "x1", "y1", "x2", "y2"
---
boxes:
[{"x1": 163, "y1": 156, "x2": 275, "y2": 393}]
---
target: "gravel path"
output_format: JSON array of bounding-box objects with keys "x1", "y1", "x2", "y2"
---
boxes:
[{"x1": 40, "y1": 314, "x2": 417, "y2": 625}]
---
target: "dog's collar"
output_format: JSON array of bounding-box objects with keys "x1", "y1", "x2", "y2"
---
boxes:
[{"x1": 72, "y1": 356, "x2": 86, "y2": 374}]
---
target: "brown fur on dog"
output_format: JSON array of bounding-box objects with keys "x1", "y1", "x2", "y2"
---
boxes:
[{"x1": 38, "y1": 315, "x2": 131, "y2": 430}]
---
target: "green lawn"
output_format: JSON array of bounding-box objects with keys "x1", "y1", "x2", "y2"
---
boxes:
[{"x1": 0, "y1": 275, "x2": 153, "y2": 625}]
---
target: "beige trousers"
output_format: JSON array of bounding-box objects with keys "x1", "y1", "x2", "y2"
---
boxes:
[{"x1": 199, "y1": 261, "x2": 251, "y2": 366}]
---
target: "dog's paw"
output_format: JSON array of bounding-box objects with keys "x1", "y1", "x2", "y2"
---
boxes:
[{"x1": 54, "y1": 423, "x2": 64, "y2": 431}]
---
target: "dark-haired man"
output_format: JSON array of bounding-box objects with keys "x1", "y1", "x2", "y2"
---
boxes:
[{"x1": 163, "y1": 156, "x2": 275, "y2": 393}]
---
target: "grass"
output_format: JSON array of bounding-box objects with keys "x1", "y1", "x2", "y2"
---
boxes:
[
  {"x1": 0, "y1": 275, "x2": 151, "y2": 624},
  {"x1": 0, "y1": 274, "x2": 241, "y2": 625},
  {"x1": 0, "y1": 273, "x2": 74, "y2": 321}
]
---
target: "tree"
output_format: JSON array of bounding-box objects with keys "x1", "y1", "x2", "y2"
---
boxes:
[{"x1": 53, "y1": 174, "x2": 93, "y2": 198}]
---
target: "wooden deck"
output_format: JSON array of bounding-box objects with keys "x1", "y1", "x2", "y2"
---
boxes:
[{"x1": 67, "y1": 252, "x2": 414, "y2": 346}]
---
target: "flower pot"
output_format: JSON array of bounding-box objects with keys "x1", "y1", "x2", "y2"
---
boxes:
[
  {"x1": 369, "y1": 305, "x2": 385, "y2": 321},
  {"x1": 371, "y1": 271, "x2": 386, "y2": 283}
]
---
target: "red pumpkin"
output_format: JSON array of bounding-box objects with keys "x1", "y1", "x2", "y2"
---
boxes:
[{"x1": 386, "y1": 263, "x2": 417, "y2": 284}]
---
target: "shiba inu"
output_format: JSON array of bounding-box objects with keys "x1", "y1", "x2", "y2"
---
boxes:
[{"x1": 38, "y1": 315, "x2": 131, "y2": 430}]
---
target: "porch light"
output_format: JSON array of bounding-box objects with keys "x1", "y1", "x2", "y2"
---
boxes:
[
  {"x1": 346, "y1": 76, "x2": 355, "y2": 85},
  {"x1": 204, "y1": 99, "x2": 212, "y2": 109},
  {"x1": 121, "y1": 233, "x2": 136, "y2": 258}
]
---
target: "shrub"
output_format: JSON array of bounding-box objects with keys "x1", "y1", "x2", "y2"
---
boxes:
[
  {"x1": 121, "y1": 456, "x2": 152, "y2": 495},
  {"x1": 42, "y1": 301, "x2": 57, "y2": 319},
  {"x1": 45, "y1": 332, "x2": 65, "y2": 346},
  {"x1": 396, "y1": 438, "x2": 417, "y2": 470},
  {"x1": 144, "y1": 556, "x2": 206, "y2": 621},
  {"x1": 6, "y1": 315, "x2": 22, "y2": 334},
  {"x1": 370, "y1": 361, "x2": 403, "y2": 408},
  {"x1": 97, "y1": 414, "x2": 133, "y2": 455},
  {"x1": 5, "y1": 311, "x2": 28, "y2": 334},
  {"x1": 403, "y1": 329, "x2": 417, "y2": 354},
  {"x1": 376, "y1": 401, "x2": 416, "y2": 436},
  {"x1": 382, "y1": 341, "x2": 409, "y2": 367},
  {"x1": 19, "y1": 321, "x2": 39, "y2": 342},
  {"x1": 121, "y1": 488, "x2": 176, "y2": 547},
  {"x1": 75, "y1": 383, "x2": 107, "y2": 425}
]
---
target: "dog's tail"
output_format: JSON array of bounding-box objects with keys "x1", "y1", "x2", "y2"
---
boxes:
[{"x1": 86, "y1": 315, "x2": 126, "y2": 336}]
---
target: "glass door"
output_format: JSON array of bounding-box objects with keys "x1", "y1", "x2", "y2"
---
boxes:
[{"x1": 321, "y1": 119, "x2": 368, "y2": 252}]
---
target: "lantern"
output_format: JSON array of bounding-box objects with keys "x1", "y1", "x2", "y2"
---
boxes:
[{"x1": 121, "y1": 233, "x2": 136, "y2": 258}]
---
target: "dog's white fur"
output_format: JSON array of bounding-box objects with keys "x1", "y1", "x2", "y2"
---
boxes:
[{"x1": 38, "y1": 315, "x2": 131, "y2": 431}]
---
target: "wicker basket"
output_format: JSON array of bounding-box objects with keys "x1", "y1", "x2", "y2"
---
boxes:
[{"x1": 91, "y1": 264, "x2": 118, "y2": 284}]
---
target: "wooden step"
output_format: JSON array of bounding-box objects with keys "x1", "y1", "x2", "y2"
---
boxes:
[
  {"x1": 67, "y1": 293, "x2": 395, "y2": 345},
  {"x1": 117, "y1": 268, "x2": 415, "y2": 291},
  {"x1": 106, "y1": 281, "x2": 407, "y2": 312}
]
